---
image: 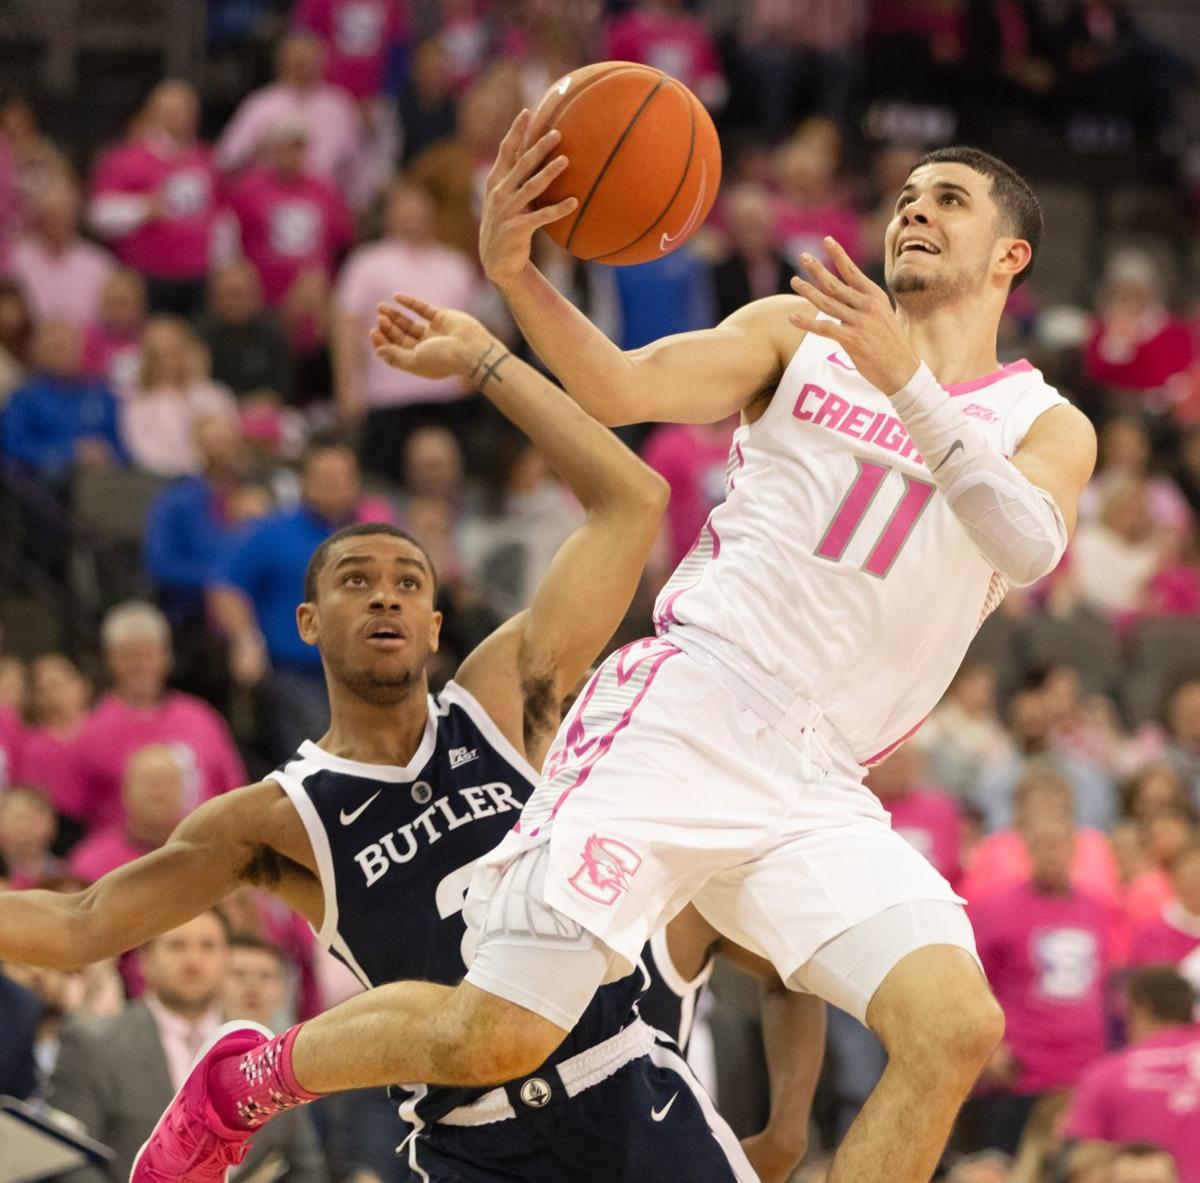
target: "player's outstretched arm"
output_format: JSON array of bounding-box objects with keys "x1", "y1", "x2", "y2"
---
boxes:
[
  {"x1": 373, "y1": 298, "x2": 667, "y2": 763},
  {"x1": 0, "y1": 783, "x2": 317, "y2": 970},
  {"x1": 481, "y1": 109, "x2": 804, "y2": 426}
]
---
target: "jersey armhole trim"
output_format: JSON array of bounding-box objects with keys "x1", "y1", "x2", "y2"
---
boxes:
[
  {"x1": 437, "y1": 680, "x2": 541, "y2": 784},
  {"x1": 265, "y1": 767, "x2": 340, "y2": 949},
  {"x1": 649, "y1": 926, "x2": 716, "y2": 999}
]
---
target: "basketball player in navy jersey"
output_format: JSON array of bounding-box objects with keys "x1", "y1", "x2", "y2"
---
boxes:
[{"x1": 0, "y1": 295, "x2": 822, "y2": 1181}]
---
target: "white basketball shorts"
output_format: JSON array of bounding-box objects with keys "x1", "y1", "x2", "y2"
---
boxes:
[{"x1": 464, "y1": 632, "x2": 973, "y2": 1022}]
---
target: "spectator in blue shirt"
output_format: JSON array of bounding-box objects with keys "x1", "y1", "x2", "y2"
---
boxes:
[
  {"x1": 1, "y1": 319, "x2": 125, "y2": 483},
  {"x1": 210, "y1": 437, "x2": 385, "y2": 761}
]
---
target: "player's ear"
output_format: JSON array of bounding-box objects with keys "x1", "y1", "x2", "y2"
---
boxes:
[
  {"x1": 297, "y1": 600, "x2": 319, "y2": 646},
  {"x1": 428, "y1": 610, "x2": 443, "y2": 654},
  {"x1": 996, "y1": 236, "x2": 1032, "y2": 285}
]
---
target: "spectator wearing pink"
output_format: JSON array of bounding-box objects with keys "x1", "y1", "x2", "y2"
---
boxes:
[
  {"x1": 962, "y1": 767, "x2": 1119, "y2": 909},
  {"x1": 867, "y1": 744, "x2": 964, "y2": 889},
  {"x1": 216, "y1": 33, "x2": 361, "y2": 192},
  {"x1": 119, "y1": 315, "x2": 239, "y2": 478},
  {"x1": 83, "y1": 268, "x2": 146, "y2": 391},
  {"x1": 771, "y1": 119, "x2": 863, "y2": 273},
  {"x1": 1063, "y1": 966, "x2": 1200, "y2": 1183},
  {"x1": 604, "y1": 0, "x2": 728, "y2": 110},
  {"x1": 89, "y1": 81, "x2": 223, "y2": 317},
  {"x1": 69, "y1": 743, "x2": 186, "y2": 883},
  {"x1": 0, "y1": 787, "x2": 64, "y2": 890},
  {"x1": 14, "y1": 654, "x2": 92, "y2": 834},
  {"x1": 1084, "y1": 251, "x2": 1195, "y2": 400},
  {"x1": 75, "y1": 601, "x2": 246, "y2": 833},
  {"x1": 972, "y1": 811, "x2": 1112, "y2": 1154},
  {"x1": 9, "y1": 181, "x2": 115, "y2": 325},
  {"x1": 292, "y1": 0, "x2": 409, "y2": 102},
  {"x1": 226, "y1": 117, "x2": 354, "y2": 307},
  {"x1": 1130, "y1": 842, "x2": 1200, "y2": 978},
  {"x1": 642, "y1": 418, "x2": 736, "y2": 568},
  {"x1": 332, "y1": 177, "x2": 479, "y2": 479},
  {"x1": 0, "y1": 700, "x2": 23, "y2": 791},
  {"x1": 0, "y1": 278, "x2": 34, "y2": 403}
]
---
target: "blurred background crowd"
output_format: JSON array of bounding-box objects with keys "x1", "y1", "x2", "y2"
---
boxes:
[{"x1": 0, "y1": 0, "x2": 1199, "y2": 1180}]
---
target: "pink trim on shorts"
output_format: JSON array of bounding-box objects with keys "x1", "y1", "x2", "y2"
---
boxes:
[
  {"x1": 864, "y1": 717, "x2": 927, "y2": 766},
  {"x1": 528, "y1": 642, "x2": 682, "y2": 837},
  {"x1": 945, "y1": 359, "x2": 1033, "y2": 397}
]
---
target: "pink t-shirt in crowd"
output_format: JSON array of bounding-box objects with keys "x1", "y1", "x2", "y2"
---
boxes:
[
  {"x1": 9, "y1": 237, "x2": 115, "y2": 325},
  {"x1": 774, "y1": 200, "x2": 863, "y2": 272},
  {"x1": 974, "y1": 880, "x2": 1111, "y2": 1093},
  {"x1": 883, "y1": 788, "x2": 964, "y2": 889},
  {"x1": 68, "y1": 825, "x2": 157, "y2": 883},
  {"x1": 642, "y1": 421, "x2": 736, "y2": 567},
  {"x1": 1063, "y1": 1026, "x2": 1200, "y2": 1183},
  {"x1": 83, "y1": 322, "x2": 141, "y2": 390},
  {"x1": 293, "y1": 0, "x2": 408, "y2": 100},
  {"x1": 0, "y1": 705, "x2": 23, "y2": 790},
  {"x1": 91, "y1": 137, "x2": 221, "y2": 280},
  {"x1": 120, "y1": 381, "x2": 239, "y2": 478},
  {"x1": 335, "y1": 238, "x2": 478, "y2": 408},
  {"x1": 75, "y1": 691, "x2": 247, "y2": 831},
  {"x1": 228, "y1": 167, "x2": 354, "y2": 303},
  {"x1": 603, "y1": 10, "x2": 724, "y2": 96},
  {"x1": 960, "y1": 827, "x2": 1119, "y2": 909},
  {"x1": 216, "y1": 83, "x2": 361, "y2": 184},
  {"x1": 1130, "y1": 902, "x2": 1200, "y2": 969},
  {"x1": 15, "y1": 725, "x2": 89, "y2": 821}
]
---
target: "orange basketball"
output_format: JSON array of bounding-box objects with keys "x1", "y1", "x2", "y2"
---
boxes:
[{"x1": 528, "y1": 61, "x2": 721, "y2": 267}]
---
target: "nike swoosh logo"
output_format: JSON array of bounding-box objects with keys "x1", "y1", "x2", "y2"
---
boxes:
[
  {"x1": 651, "y1": 1092, "x2": 679, "y2": 1122},
  {"x1": 932, "y1": 439, "x2": 964, "y2": 473},
  {"x1": 827, "y1": 352, "x2": 856, "y2": 372},
  {"x1": 339, "y1": 791, "x2": 382, "y2": 826},
  {"x1": 660, "y1": 160, "x2": 708, "y2": 252},
  {"x1": 556, "y1": 76, "x2": 572, "y2": 96}
]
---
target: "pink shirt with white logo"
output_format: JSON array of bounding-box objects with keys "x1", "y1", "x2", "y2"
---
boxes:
[
  {"x1": 90, "y1": 137, "x2": 220, "y2": 279},
  {"x1": 9, "y1": 237, "x2": 115, "y2": 325},
  {"x1": 216, "y1": 83, "x2": 361, "y2": 184},
  {"x1": 974, "y1": 880, "x2": 1111, "y2": 1093},
  {"x1": 603, "y1": 10, "x2": 724, "y2": 96},
  {"x1": 75, "y1": 691, "x2": 246, "y2": 831},
  {"x1": 83, "y1": 323, "x2": 141, "y2": 390},
  {"x1": 293, "y1": 0, "x2": 408, "y2": 100},
  {"x1": 1063, "y1": 1026, "x2": 1200, "y2": 1183},
  {"x1": 774, "y1": 200, "x2": 864, "y2": 272},
  {"x1": 961, "y1": 827, "x2": 1119, "y2": 909},
  {"x1": 642, "y1": 421, "x2": 736, "y2": 568},
  {"x1": 335, "y1": 238, "x2": 479, "y2": 408},
  {"x1": 14, "y1": 726, "x2": 88, "y2": 822},
  {"x1": 882, "y1": 787, "x2": 964, "y2": 888},
  {"x1": 1130, "y1": 903, "x2": 1200, "y2": 969},
  {"x1": 67, "y1": 825, "x2": 157, "y2": 883},
  {"x1": 228, "y1": 167, "x2": 354, "y2": 303}
]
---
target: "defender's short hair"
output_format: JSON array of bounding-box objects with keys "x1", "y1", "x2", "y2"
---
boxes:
[{"x1": 304, "y1": 523, "x2": 438, "y2": 602}]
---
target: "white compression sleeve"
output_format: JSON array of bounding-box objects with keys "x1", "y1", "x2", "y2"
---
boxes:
[{"x1": 889, "y1": 364, "x2": 1067, "y2": 587}]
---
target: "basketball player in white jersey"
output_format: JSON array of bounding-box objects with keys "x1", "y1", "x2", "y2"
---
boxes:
[{"x1": 104, "y1": 119, "x2": 1094, "y2": 1182}]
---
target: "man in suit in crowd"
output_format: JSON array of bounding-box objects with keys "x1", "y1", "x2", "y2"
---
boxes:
[{"x1": 49, "y1": 908, "x2": 327, "y2": 1182}]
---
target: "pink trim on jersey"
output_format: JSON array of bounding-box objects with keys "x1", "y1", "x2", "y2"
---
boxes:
[
  {"x1": 865, "y1": 716, "x2": 927, "y2": 766},
  {"x1": 529, "y1": 642, "x2": 681, "y2": 837},
  {"x1": 945, "y1": 359, "x2": 1034, "y2": 397},
  {"x1": 655, "y1": 517, "x2": 720, "y2": 630},
  {"x1": 730, "y1": 440, "x2": 746, "y2": 491}
]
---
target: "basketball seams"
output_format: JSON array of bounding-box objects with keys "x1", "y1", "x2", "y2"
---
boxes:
[
  {"x1": 588, "y1": 79, "x2": 698, "y2": 264},
  {"x1": 565, "y1": 76, "x2": 665, "y2": 254}
]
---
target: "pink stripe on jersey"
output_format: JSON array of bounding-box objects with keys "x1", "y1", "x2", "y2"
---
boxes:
[
  {"x1": 946, "y1": 358, "x2": 1033, "y2": 396},
  {"x1": 865, "y1": 717, "x2": 927, "y2": 766},
  {"x1": 529, "y1": 641, "x2": 681, "y2": 836}
]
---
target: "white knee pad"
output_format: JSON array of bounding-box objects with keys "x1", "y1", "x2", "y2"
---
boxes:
[
  {"x1": 788, "y1": 900, "x2": 981, "y2": 1024},
  {"x1": 465, "y1": 843, "x2": 617, "y2": 1031}
]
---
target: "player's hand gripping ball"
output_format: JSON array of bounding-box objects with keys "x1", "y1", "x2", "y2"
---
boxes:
[{"x1": 528, "y1": 61, "x2": 721, "y2": 266}]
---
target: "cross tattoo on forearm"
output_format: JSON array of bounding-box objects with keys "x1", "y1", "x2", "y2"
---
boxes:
[{"x1": 471, "y1": 343, "x2": 511, "y2": 386}]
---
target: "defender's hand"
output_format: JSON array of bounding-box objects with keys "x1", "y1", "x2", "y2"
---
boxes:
[
  {"x1": 788, "y1": 237, "x2": 922, "y2": 396},
  {"x1": 372, "y1": 295, "x2": 492, "y2": 381},
  {"x1": 479, "y1": 109, "x2": 578, "y2": 290}
]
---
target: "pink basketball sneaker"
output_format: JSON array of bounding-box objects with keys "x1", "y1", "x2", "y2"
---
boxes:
[{"x1": 130, "y1": 1021, "x2": 272, "y2": 1182}]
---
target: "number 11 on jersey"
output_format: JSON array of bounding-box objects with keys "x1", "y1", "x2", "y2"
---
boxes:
[{"x1": 815, "y1": 460, "x2": 935, "y2": 578}]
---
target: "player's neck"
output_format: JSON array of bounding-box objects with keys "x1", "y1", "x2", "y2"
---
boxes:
[
  {"x1": 897, "y1": 300, "x2": 1001, "y2": 389},
  {"x1": 320, "y1": 681, "x2": 431, "y2": 767}
]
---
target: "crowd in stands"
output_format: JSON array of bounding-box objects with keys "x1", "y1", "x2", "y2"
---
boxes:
[{"x1": 1, "y1": 1, "x2": 1199, "y2": 1180}]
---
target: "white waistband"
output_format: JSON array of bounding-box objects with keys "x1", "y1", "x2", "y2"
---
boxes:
[
  {"x1": 665, "y1": 624, "x2": 859, "y2": 772},
  {"x1": 436, "y1": 1019, "x2": 659, "y2": 1127}
]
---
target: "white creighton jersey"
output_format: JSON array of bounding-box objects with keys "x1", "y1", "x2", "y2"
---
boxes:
[{"x1": 654, "y1": 330, "x2": 1067, "y2": 764}]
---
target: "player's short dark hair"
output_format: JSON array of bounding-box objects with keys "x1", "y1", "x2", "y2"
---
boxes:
[
  {"x1": 912, "y1": 147, "x2": 1042, "y2": 289},
  {"x1": 304, "y1": 523, "x2": 438, "y2": 603},
  {"x1": 229, "y1": 932, "x2": 286, "y2": 966},
  {"x1": 1127, "y1": 966, "x2": 1195, "y2": 1026}
]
